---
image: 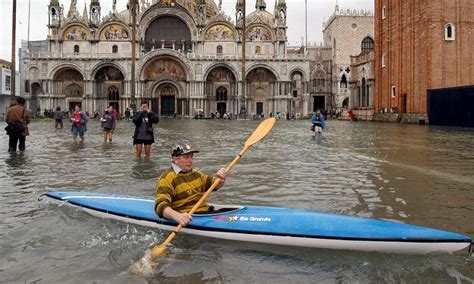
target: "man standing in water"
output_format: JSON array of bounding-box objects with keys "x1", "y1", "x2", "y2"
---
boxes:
[
  {"x1": 132, "y1": 101, "x2": 159, "y2": 158},
  {"x1": 5, "y1": 97, "x2": 31, "y2": 152},
  {"x1": 155, "y1": 141, "x2": 227, "y2": 226}
]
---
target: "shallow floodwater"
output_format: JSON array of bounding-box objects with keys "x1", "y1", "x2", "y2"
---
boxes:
[{"x1": 0, "y1": 118, "x2": 473, "y2": 282}]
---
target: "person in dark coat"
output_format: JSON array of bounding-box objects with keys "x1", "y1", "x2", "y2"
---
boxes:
[
  {"x1": 132, "y1": 101, "x2": 159, "y2": 158},
  {"x1": 5, "y1": 97, "x2": 31, "y2": 152}
]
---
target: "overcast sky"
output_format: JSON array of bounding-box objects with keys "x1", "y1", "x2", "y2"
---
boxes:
[{"x1": 0, "y1": 0, "x2": 373, "y2": 67}]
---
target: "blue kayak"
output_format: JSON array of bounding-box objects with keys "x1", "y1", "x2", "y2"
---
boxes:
[{"x1": 45, "y1": 191, "x2": 472, "y2": 255}]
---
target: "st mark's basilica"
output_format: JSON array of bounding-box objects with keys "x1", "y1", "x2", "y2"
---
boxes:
[{"x1": 21, "y1": 0, "x2": 375, "y2": 118}]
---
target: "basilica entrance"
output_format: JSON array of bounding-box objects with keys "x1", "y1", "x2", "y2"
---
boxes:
[
  {"x1": 313, "y1": 95, "x2": 325, "y2": 111},
  {"x1": 216, "y1": 86, "x2": 227, "y2": 116},
  {"x1": 161, "y1": 96, "x2": 175, "y2": 116},
  {"x1": 256, "y1": 102, "x2": 263, "y2": 115},
  {"x1": 69, "y1": 101, "x2": 82, "y2": 111},
  {"x1": 152, "y1": 84, "x2": 178, "y2": 116}
]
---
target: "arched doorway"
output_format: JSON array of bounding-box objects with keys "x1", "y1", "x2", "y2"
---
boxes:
[
  {"x1": 143, "y1": 57, "x2": 187, "y2": 115},
  {"x1": 156, "y1": 84, "x2": 178, "y2": 116},
  {"x1": 342, "y1": 97, "x2": 349, "y2": 109},
  {"x1": 206, "y1": 66, "x2": 236, "y2": 116},
  {"x1": 94, "y1": 66, "x2": 124, "y2": 112},
  {"x1": 53, "y1": 67, "x2": 84, "y2": 111},
  {"x1": 313, "y1": 96, "x2": 325, "y2": 111},
  {"x1": 216, "y1": 86, "x2": 227, "y2": 116},
  {"x1": 246, "y1": 67, "x2": 277, "y2": 115}
]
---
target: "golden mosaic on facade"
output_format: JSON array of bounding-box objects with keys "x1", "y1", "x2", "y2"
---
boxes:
[
  {"x1": 204, "y1": 24, "x2": 235, "y2": 41},
  {"x1": 246, "y1": 26, "x2": 272, "y2": 41},
  {"x1": 144, "y1": 58, "x2": 186, "y2": 81},
  {"x1": 63, "y1": 25, "x2": 90, "y2": 40},
  {"x1": 100, "y1": 24, "x2": 129, "y2": 40}
]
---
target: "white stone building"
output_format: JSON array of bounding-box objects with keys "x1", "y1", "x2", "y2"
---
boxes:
[
  {"x1": 322, "y1": 5, "x2": 374, "y2": 109},
  {"x1": 0, "y1": 60, "x2": 20, "y2": 119},
  {"x1": 21, "y1": 0, "x2": 316, "y2": 118}
]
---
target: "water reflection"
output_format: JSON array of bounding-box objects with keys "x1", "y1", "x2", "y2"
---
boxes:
[
  {"x1": 5, "y1": 152, "x2": 29, "y2": 169},
  {"x1": 131, "y1": 158, "x2": 161, "y2": 180}
]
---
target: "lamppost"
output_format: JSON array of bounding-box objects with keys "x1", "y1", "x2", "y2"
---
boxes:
[
  {"x1": 130, "y1": 0, "x2": 138, "y2": 111},
  {"x1": 10, "y1": 0, "x2": 17, "y2": 104},
  {"x1": 239, "y1": 0, "x2": 247, "y2": 119}
]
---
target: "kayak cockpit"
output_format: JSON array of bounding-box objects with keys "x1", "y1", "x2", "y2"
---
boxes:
[{"x1": 193, "y1": 204, "x2": 244, "y2": 216}]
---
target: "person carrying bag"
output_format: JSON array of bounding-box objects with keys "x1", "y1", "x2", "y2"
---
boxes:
[{"x1": 5, "y1": 97, "x2": 31, "y2": 152}]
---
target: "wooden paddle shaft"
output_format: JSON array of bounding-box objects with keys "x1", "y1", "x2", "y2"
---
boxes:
[{"x1": 159, "y1": 147, "x2": 248, "y2": 248}]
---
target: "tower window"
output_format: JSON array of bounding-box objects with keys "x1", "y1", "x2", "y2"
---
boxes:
[
  {"x1": 74, "y1": 45, "x2": 80, "y2": 54},
  {"x1": 217, "y1": 45, "x2": 223, "y2": 55},
  {"x1": 361, "y1": 37, "x2": 374, "y2": 53},
  {"x1": 445, "y1": 23, "x2": 455, "y2": 41},
  {"x1": 112, "y1": 45, "x2": 118, "y2": 53},
  {"x1": 382, "y1": 53, "x2": 386, "y2": 68},
  {"x1": 382, "y1": 5, "x2": 386, "y2": 19}
]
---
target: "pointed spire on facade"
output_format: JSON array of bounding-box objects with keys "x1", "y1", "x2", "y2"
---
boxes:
[
  {"x1": 68, "y1": 0, "x2": 78, "y2": 18},
  {"x1": 218, "y1": 0, "x2": 222, "y2": 11},
  {"x1": 91, "y1": 0, "x2": 100, "y2": 5},
  {"x1": 255, "y1": 0, "x2": 266, "y2": 11},
  {"x1": 335, "y1": 0, "x2": 339, "y2": 12},
  {"x1": 82, "y1": 3, "x2": 89, "y2": 22},
  {"x1": 50, "y1": 0, "x2": 60, "y2": 5}
]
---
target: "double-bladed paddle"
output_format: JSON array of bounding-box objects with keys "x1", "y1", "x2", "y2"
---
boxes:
[{"x1": 132, "y1": 117, "x2": 276, "y2": 275}]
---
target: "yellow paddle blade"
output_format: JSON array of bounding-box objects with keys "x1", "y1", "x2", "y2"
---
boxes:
[
  {"x1": 131, "y1": 245, "x2": 168, "y2": 276},
  {"x1": 244, "y1": 117, "x2": 276, "y2": 148},
  {"x1": 150, "y1": 244, "x2": 168, "y2": 260}
]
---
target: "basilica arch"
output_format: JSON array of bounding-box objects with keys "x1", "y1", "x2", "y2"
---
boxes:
[
  {"x1": 150, "y1": 82, "x2": 181, "y2": 116},
  {"x1": 205, "y1": 65, "x2": 238, "y2": 116},
  {"x1": 52, "y1": 67, "x2": 84, "y2": 111},
  {"x1": 246, "y1": 66, "x2": 277, "y2": 116},
  {"x1": 142, "y1": 56, "x2": 188, "y2": 116},
  {"x1": 92, "y1": 65, "x2": 125, "y2": 112},
  {"x1": 143, "y1": 16, "x2": 192, "y2": 52}
]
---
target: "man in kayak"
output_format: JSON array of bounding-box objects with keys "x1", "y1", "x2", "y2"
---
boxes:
[{"x1": 155, "y1": 141, "x2": 227, "y2": 226}]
